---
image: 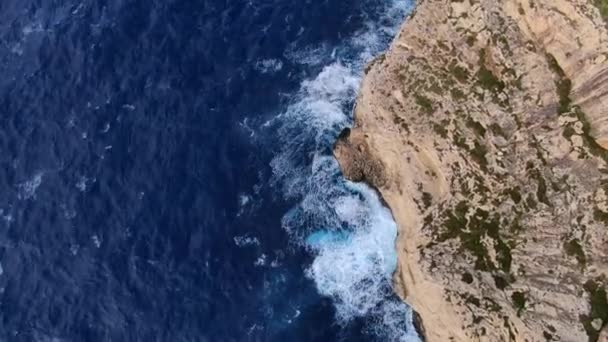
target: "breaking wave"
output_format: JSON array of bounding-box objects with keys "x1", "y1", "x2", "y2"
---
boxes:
[{"x1": 260, "y1": 0, "x2": 420, "y2": 340}]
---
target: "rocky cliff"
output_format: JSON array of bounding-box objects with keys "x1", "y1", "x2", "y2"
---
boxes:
[{"x1": 334, "y1": 0, "x2": 608, "y2": 340}]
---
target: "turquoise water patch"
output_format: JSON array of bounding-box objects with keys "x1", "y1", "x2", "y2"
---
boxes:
[{"x1": 305, "y1": 229, "x2": 351, "y2": 249}]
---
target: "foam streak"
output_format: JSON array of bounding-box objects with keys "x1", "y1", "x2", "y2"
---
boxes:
[{"x1": 264, "y1": 0, "x2": 418, "y2": 340}]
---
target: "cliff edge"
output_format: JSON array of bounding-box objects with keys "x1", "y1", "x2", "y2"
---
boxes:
[{"x1": 335, "y1": 0, "x2": 608, "y2": 340}]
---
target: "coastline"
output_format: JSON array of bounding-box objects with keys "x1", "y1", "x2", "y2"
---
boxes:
[{"x1": 335, "y1": 0, "x2": 608, "y2": 340}]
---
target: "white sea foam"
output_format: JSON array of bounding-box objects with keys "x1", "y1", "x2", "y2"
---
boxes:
[
  {"x1": 237, "y1": 193, "x2": 252, "y2": 216},
  {"x1": 239, "y1": 194, "x2": 251, "y2": 207},
  {"x1": 92, "y1": 235, "x2": 101, "y2": 248},
  {"x1": 60, "y1": 204, "x2": 77, "y2": 220},
  {"x1": 70, "y1": 244, "x2": 79, "y2": 256},
  {"x1": 76, "y1": 175, "x2": 91, "y2": 192},
  {"x1": 262, "y1": 0, "x2": 418, "y2": 339},
  {"x1": 284, "y1": 44, "x2": 329, "y2": 66},
  {"x1": 254, "y1": 254, "x2": 267, "y2": 266},
  {"x1": 306, "y1": 182, "x2": 398, "y2": 320},
  {"x1": 255, "y1": 58, "x2": 284, "y2": 73},
  {"x1": 234, "y1": 235, "x2": 261, "y2": 247},
  {"x1": 0, "y1": 209, "x2": 13, "y2": 226},
  {"x1": 17, "y1": 172, "x2": 44, "y2": 200}
]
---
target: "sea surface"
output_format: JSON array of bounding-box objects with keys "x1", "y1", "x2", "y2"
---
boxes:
[{"x1": 0, "y1": 0, "x2": 418, "y2": 340}]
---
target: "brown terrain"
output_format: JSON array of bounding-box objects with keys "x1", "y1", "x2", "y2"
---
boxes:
[{"x1": 334, "y1": 0, "x2": 608, "y2": 340}]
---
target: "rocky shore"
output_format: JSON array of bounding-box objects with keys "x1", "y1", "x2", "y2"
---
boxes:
[{"x1": 334, "y1": 0, "x2": 608, "y2": 340}]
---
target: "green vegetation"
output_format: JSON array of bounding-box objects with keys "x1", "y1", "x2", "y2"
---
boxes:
[
  {"x1": 437, "y1": 40, "x2": 450, "y2": 52},
  {"x1": 594, "y1": 208, "x2": 608, "y2": 225},
  {"x1": 466, "y1": 34, "x2": 477, "y2": 47},
  {"x1": 595, "y1": 0, "x2": 608, "y2": 22},
  {"x1": 511, "y1": 291, "x2": 527, "y2": 316},
  {"x1": 422, "y1": 192, "x2": 433, "y2": 208},
  {"x1": 562, "y1": 124, "x2": 576, "y2": 139},
  {"x1": 449, "y1": 61, "x2": 470, "y2": 83},
  {"x1": 564, "y1": 238, "x2": 586, "y2": 267},
  {"x1": 493, "y1": 275, "x2": 509, "y2": 290},
  {"x1": 470, "y1": 141, "x2": 489, "y2": 170},
  {"x1": 441, "y1": 201, "x2": 470, "y2": 240},
  {"x1": 484, "y1": 297, "x2": 502, "y2": 312},
  {"x1": 414, "y1": 93, "x2": 434, "y2": 114},
  {"x1": 573, "y1": 108, "x2": 608, "y2": 163},
  {"x1": 462, "y1": 272, "x2": 474, "y2": 284},
  {"x1": 494, "y1": 35, "x2": 511, "y2": 54},
  {"x1": 433, "y1": 122, "x2": 448, "y2": 138},
  {"x1": 428, "y1": 80, "x2": 444, "y2": 95},
  {"x1": 452, "y1": 131, "x2": 489, "y2": 170},
  {"x1": 530, "y1": 169, "x2": 550, "y2": 206},
  {"x1": 393, "y1": 114, "x2": 410, "y2": 133},
  {"x1": 526, "y1": 195, "x2": 537, "y2": 210},
  {"x1": 477, "y1": 49, "x2": 505, "y2": 93},
  {"x1": 581, "y1": 279, "x2": 608, "y2": 341},
  {"x1": 505, "y1": 187, "x2": 522, "y2": 204},
  {"x1": 546, "y1": 54, "x2": 608, "y2": 164},
  {"x1": 495, "y1": 238, "x2": 512, "y2": 273},
  {"x1": 546, "y1": 54, "x2": 572, "y2": 113},
  {"x1": 464, "y1": 294, "x2": 481, "y2": 307},
  {"x1": 439, "y1": 202, "x2": 512, "y2": 273},
  {"x1": 513, "y1": 74, "x2": 524, "y2": 90},
  {"x1": 489, "y1": 123, "x2": 505, "y2": 137},
  {"x1": 509, "y1": 218, "x2": 523, "y2": 234},
  {"x1": 518, "y1": 4, "x2": 525, "y2": 15},
  {"x1": 451, "y1": 88, "x2": 465, "y2": 101},
  {"x1": 477, "y1": 66, "x2": 505, "y2": 92},
  {"x1": 466, "y1": 118, "x2": 486, "y2": 136}
]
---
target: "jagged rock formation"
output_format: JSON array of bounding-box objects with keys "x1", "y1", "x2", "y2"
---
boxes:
[{"x1": 334, "y1": 0, "x2": 608, "y2": 340}]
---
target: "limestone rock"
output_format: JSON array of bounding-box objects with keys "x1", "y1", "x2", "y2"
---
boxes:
[{"x1": 334, "y1": 0, "x2": 608, "y2": 340}]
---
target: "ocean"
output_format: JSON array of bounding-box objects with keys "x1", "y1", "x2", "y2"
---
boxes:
[{"x1": 0, "y1": 0, "x2": 418, "y2": 340}]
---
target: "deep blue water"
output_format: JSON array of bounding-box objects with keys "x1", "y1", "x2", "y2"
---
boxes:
[{"x1": 0, "y1": 0, "x2": 417, "y2": 341}]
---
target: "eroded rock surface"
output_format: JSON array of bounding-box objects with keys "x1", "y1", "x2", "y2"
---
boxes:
[{"x1": 335, "y1": 0, "x2": 608, "y2": 340}]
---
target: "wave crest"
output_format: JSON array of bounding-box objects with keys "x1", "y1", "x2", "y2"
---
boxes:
[{"x1": 262, "y1": 0, "x2": 419, "y2": 340}]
